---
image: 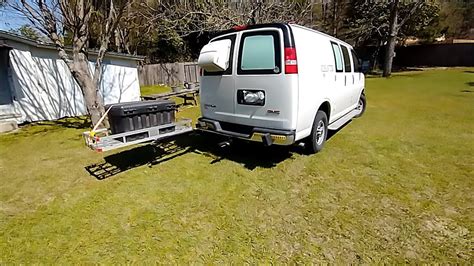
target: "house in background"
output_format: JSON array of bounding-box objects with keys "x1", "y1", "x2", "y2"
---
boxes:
[{"x1": 0, "y1": 30, "x2": 143, "y2": 132}]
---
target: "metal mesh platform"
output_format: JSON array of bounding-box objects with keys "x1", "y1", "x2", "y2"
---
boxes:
[{"x1": 83, "y1": 118, "x2": 193, "y2": 152}]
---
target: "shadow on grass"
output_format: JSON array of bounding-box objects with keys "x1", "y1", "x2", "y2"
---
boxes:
[
  {"x1": 85, "y1": 122, "x2": 350, "y2": 180},
  {"x1": 85, "y1": 145, "x2": 158, "y2": 180},
  {"x1": 21, "y1": 116, "x2": 91, "y2": 129}
]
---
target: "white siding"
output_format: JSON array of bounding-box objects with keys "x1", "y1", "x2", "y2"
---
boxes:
[{"x1": 5, "y1": 44, "x2": 140, "y2": 123}]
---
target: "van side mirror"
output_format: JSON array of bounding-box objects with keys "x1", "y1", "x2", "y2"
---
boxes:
[{"x1": 198, "y1": 39, "x2": 232, "y2": 72}]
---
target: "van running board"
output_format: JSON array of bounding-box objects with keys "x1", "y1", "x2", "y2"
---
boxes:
[{"x1": 328, "y1": 108, "x2": 361, "y2": 130}]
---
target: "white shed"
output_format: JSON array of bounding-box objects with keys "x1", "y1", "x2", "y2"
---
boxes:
[{"x1": 0, "y1": 30, "x2": 143, "y2": 127}]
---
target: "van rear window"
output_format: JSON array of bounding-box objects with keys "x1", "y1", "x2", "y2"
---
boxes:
[
  {"x1": 241, "y1": 35, "x2": 275, "y2": 70},
  {"x1": 237, "y1": 30, "x2": 281, "y2": 75}
]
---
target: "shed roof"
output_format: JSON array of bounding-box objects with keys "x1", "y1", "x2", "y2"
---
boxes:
[{"x1": 0, "y1": 30, "x2": 145, "y2": 61}]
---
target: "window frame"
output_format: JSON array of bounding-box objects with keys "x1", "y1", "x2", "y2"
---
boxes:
[
  {"x1": 351, "y1": 49, "x2": 362, "y2": 73},
  {"x1": 203, "y1": 34, "x2": 236, "y2": 76},
  {"x1": 237, "y1": 30, "x2": 282, "y2": 75},
  {"x1": 340, "y1": 45, "x2": 352, "y2": 73},
  {"x1": 330, "y1": 41, "x2": 344, "y2": 73}
]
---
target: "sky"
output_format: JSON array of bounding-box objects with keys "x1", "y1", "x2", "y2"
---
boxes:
[{"x1": 0, "y1": 2, "x2": 34, "y2": 31}]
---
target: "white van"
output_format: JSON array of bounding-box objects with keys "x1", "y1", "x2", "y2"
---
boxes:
[{"x1": 197, "y1": 23, "x2": 366, "y2": 153}]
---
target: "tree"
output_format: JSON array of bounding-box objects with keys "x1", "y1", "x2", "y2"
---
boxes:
[
  {"x1": 327, "y1": 0, "x2": 349, "y2": 37},
  {"x1": 437, "y1": 1, "x2": 474, "y2": 39},
  {"x1": 11, "y1": 0, "x2": 127, "y2": 126},
  {"x1": 382, "y1": 0, "x2": 423, "y2": 77},
  {"x1": 126, "y1": 0, "x2": 315, "y2": 63},
  {"x1": 342, "y1": 0, "x2": 438, "y2": 74},
  {"x1": 12, "y1": 24, "x2": 42, "y2": 40}
]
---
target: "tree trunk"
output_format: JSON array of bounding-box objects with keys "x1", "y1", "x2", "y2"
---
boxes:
[
  {"x1": 383, "y1": 34, "x2": 397, "y2": 77},
  {"x1": 115, "y1": 29, "x2": 122, "y2": 53},
  {"x1": 81, "y1": 78, "x2": 105, "y2": 127},
  {"x1": 332, "y1": 0, "x2": 338, "y2": 36},
  {"x1": 371, "y1": 40, "x2": 383, "y2": 72},
  {"x1": 383, "y1": 0, "x2": 399, "y2": 77},
  {"x1": 70, "y1": 54, "x2": 106, "y2": 127}
]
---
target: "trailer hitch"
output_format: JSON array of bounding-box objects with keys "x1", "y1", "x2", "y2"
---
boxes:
[
  {"x1": 217, "y1": 138, "x2": 233, "y2": 148},
  {"x1": 261, "y1": 133, "x2": 273, "y2": 147}
]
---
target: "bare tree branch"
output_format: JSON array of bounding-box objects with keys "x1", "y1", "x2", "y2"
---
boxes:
[
  {"x1": 398, "y1": 0, "x2": 424, "y2": 29},
  {"x1": 11, "y1": 0, "x2": 127, "y2": 126}
]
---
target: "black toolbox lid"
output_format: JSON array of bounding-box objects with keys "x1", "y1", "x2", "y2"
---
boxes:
[{"x1": 107, "y1": 100, "x2": 176, "y2": 117}]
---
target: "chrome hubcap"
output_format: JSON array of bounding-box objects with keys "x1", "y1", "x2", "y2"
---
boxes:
[
  {"x1": 316, "y1": 120, "x2": 325, "y2": 145},
  {"x1": 356, "y1": 98, "x2": 364, "y2": 111}
]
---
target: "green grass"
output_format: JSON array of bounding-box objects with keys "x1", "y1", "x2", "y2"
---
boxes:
[
  {"x1": 140, "y1": 84, "x2": 199, "y2": 115},
  {"x1": 1, "y1": 68, "x2": 473, "y2": 263},
  {"x1": 140, "y1": 84, "x2": 171, "y2": 96}
]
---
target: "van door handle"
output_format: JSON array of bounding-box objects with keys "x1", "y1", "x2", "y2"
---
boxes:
[
  {"x1": 344, "y1": 76, "x2": 346, "y2": 86},
  {"x1": 352, "y1": 75, "x2": 354, "y2": 84}
]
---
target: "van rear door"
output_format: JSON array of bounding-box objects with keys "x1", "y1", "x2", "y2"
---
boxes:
[
  {"x1": 233, "y1": 28, "x2": 296, "y2": 130},
  {"x1": 200, "y1": 34, "x2": 236, "y2": 122}
]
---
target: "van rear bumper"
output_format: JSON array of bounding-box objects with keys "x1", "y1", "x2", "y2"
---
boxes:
[{"x1": 196, "y1": 117, "x2": 296, "y2": 146}]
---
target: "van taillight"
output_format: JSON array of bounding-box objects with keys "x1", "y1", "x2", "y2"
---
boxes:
[
  {"x1": 232, "y1": 25, "x2": 248, "y2": 31},
  {"x1": 284, "y1": 47, "x2": 298, "y2": 74}
]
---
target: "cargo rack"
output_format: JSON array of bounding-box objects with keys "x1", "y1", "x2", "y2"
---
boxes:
[{"x1": 82, "y1": 118, "x2": 193, "y2": 152}]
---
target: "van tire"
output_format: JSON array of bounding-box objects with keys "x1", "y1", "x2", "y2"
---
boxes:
[
  {"x1": 354, "y1": 93, "x2": 366, "y2": 118},
  {"x1": 305, "y1": 110, "x2": 328, "y2": 154}
]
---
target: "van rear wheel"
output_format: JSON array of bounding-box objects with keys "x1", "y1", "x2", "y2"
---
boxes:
[
  {"x1": 305, "y1": 110, "x2": 328, "y2": 154},
  {"x1": 354, "y1": 93, "x2": 366, "y2": 118}
]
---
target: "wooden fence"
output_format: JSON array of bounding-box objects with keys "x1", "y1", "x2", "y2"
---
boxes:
[
  {"x1": 394, "y1": 43, "x2": 474, "y2": 67},
  {"x1": 138, "y1": 62, "x2": 200, "y2": 86},
  {"x1": 357, "y1": 43, "x2": 474, "y2": 69}
]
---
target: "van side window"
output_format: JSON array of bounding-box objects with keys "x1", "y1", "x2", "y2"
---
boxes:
[
  {"x1": 351, "y1": 49, "x2": 361, "y2": 73},
  {"x1": 204, "y1": 34, "x2": 236, "y2": 76},
  {"x1": 340, "y1": 45, "x2": 352, "y2": 72},
  {"x1": 330, "y1": 42, "x2": 343, "y2": 72},
  {"x1": 237, "y1": 30, "x2": 281, "y2": 75}
]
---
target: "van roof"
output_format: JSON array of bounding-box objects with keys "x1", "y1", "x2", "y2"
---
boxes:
[
  {"x1": 213, "y1": 23, "x2": 352, "y2": 49},
  {"x1": 213, "y1": 23, "x2": 295, "y2": 47},
  {"x1": 289, "y1": 24, "x2": 353, "y2": 48},
  {"x1": 215, "y1": 23, "x2": 289, "y2": 36}
]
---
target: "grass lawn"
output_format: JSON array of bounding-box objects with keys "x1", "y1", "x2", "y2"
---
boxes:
[
  {"x1": 140, "y1": 84, "x2": 171, "y2": 96},
  {"x1": 0, "y1": 68, "x2": 473, "y2": 263}
]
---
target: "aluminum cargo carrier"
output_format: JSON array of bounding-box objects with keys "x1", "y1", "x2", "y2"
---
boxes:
[
  {"x1": 83, "y1": 118, "x2": 193, "y2": 152},
  {"x1": 82, "y1": 100, "x2": 193, "y2": 152}
]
